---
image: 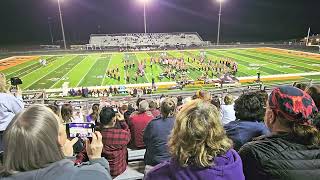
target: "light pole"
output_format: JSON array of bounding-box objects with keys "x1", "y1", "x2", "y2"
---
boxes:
[
  {"x1": 139, "y1": 0, "x2": 150, "y2": 34},
  {"x1": 58, "y1": 0, "x2": 67, "y2": 50},
  {"x1": 216, "y1": 0, "x2": 224, "y2": 46}
]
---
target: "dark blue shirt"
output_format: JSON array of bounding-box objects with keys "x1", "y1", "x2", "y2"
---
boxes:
[
  {"x1": 143, "y1": 116, "x2": 175, "y2": 166},
  {"x1": 224, "y1": 120, "x2": 270, "y2": 151}
]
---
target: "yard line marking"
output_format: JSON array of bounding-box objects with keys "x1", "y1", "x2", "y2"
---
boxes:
[
  {"x1": 101, "y1": 54, "x2": 113, "y2": 86},
  {"x1": 49, "y1": 55, "x2": 89, "y2": 89},
  {"x1": 76, "y1": 55, "x2": 100, "y2": 87},
  {"x1": 23, "y1": 55, "x2": 76, "y2": 89}
]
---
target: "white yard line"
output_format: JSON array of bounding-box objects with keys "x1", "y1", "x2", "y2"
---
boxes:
[
  {"x1": 101, "y1": 54, "x2": 113, "y2": 86},
  {"x1": 24, "y1": 56, "x2": 75, "y2": 89},
  {"x1": 76, "y1": 56, "x2": 100, "y2": 87},
  {"x1": 49, "y1": 55, "x2": 89, "y2": 89}
]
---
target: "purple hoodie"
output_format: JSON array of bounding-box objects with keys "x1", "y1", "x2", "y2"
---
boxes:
[{"x1": 144, "y1": 149, "x2": 244, "y2": 180}]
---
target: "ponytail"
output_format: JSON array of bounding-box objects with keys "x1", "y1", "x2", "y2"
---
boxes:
[{"x1": 292, "y1": 123, "x2": 320, "y2": 146}]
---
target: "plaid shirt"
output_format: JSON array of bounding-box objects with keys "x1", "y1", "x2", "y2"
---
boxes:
[{"x1": 75, "y1": 121, "x2": 131, "y2": 177}]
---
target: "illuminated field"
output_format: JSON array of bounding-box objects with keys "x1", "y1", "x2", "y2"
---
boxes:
[{"x1": 1, "y1": 48, "x2": 320, "y2": 90}]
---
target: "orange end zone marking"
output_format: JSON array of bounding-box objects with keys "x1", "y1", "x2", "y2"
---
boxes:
[
  {"x1": 256, "y1": 47, "x2": 320, "y2": 61},
  {"x1": 0, "y1": 56, "x2": 39, "y2": 71}
]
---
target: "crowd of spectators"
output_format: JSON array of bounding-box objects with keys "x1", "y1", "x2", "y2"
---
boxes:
[{"x1": 0, "y1": 71, "x2": 320, "y2": 180}]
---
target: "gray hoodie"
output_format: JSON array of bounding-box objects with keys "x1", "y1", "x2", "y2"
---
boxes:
[{"x1": 1, "y1": 158, "x2": 112, "y2": 180}]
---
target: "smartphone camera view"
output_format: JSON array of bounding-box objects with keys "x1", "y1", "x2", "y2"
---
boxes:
[{"x1": 66, "y1": 123, "x2": 95, "y2": 139}]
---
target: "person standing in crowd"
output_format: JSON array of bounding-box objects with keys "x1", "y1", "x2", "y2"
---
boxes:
[
  {"x1": 0, "y1": 105, "x2": 112, "y2": 180},
  {"x1": 239, "y1": 86, "x2": 320, "y2": 180},
  {"x1": 86, "y1": 104, "x2": 100, "y2": 124},
  {"x1": 145, "y1": 99, "x2": 244, "y2": 180},
  {"x1": 129, "y1": 100, "x2": 154, "y2": 149},
  {"x1": 220, "y1": 94, "x2": 236, "y2": 125},
  {"x1": 0, "y1": 73, "x2": 24, "y2": 152},
  {"x1": 148, "y1": 100, "x2": 160, "y2": 118},
  {"x1": 224, "y1": 91, "x2": 270, "y2": 151},
  {"x1": 143, "y1": 98, "x2": 177, "y2": 173},
  {"x1": 76, "y1": 107, "x2": 131, "y2": 177},
  {"x1": 61, "y1": 103, "x2": 74, "y2": 123}
]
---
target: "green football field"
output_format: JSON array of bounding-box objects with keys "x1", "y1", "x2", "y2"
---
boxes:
[{"x1": 1, "y1": 48, "x2": 320, "y2": 90}]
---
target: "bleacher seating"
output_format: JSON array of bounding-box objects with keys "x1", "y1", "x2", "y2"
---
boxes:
[{"x1": 86, "y1": 32, "x2": 205, "y2": 49}]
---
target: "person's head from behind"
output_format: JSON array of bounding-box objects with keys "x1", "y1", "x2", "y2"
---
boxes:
[
  {"x1": 90, "y1": 103, "x2": 100, "y2": 122},
  {"x1": 234, "y1": 91, "x2": 266, "y2": 121},
  {"x1": 224, "y1": 94, "x2": 234, "y2": 105},
  {"x1": 195, "y1": 90, "x2": 211, "y2": 102},
  {"x1": 119, "y1": 104, "x2": 128, "y2": 114},
  {"x1": 306, "y1": 85, "x2": 320, "y2": 110},
  {"x1": 138, "y1": 100, "x2": 149, "y2": 113},
  {"x1": 0, "y1": 73, "x2": 7, "y2": 93},
  {"x1": 211, "y1": 97, "x2": 221, "y2": 110},
  {"x1": 99, "y1": 107, "x2": 116, "y2": 127},
  {"x1": 1, "y1": 105, "x2": 65, "y2": 176},
  {"x1": 148, "y1": 100, "x2": 158, "y2": 110},
  {"x1": 136, "y1": 98, "x2": 145, "y2": 107},
  {"x1": 48, "y1": 104, "x2": 60, "y2": 117},
  {"x1": 177, "y1": 96, "x2": 183, "y2": 107},
  {"x1": 160, "y1": 98, "x2": 177, "y2": 119},
  {"x1": 265, "y1": 86, "x2": 319, "y2": 146},
  {"x1": 61, "y1": 103, "x2": 73, "y2": 123},
  {"x1": 293, "y1": 82, "x2": 308, "y2": 91},
  {"x1": 169, "y1": 99, "x2": 232, "y2": 168}
]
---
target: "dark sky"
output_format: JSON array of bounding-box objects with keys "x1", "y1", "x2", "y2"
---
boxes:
[{"x1": 0, "y1": 0, "x2": 319, "y2": 45}]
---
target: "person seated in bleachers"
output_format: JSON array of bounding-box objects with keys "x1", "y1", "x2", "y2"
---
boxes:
[
  {"x1": 61, "y1": 103, "x2": 83, "y2": 123},
  {"x1": 86, "y1": 103, "x2": 99, "y2": 124},
  {"x1": 220, "y1": 94, "x2": 236, "y2": 125},
  {"x1": 145, "y1": 99, "x2": 245, "y2": 180},
  {"x1": 129, "y1": 100, "x2": 154, "y2": 149},
  {"x1": 143, "y1": 98, "x2": 177, "y2": 173},
  {"x1": 0, "y1": 73, "x2": 24, "y2": 152},
  {"x1": 0, "y1": 105, "x2": 112, "y2": 180},
  {"x1": 306, "y1": 85, "x2": 320, "y2": 129},
  {"x1": 239, "y1": 86, "x2": 320, "y2": 180},
  {"x1": 76, "y1": 107, "x2": 131, "y2": 178},
  {"x1": 224, "y1": 91, "x2": 270, "y2": 151}
]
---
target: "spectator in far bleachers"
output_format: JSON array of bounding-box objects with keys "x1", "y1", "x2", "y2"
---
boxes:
[
  {"x1": 239, "y1": 86, "x2": 320, "y2": 180},
  {"x1": 129, "y1": 100, "x2": 154, "y2": 149},
  {"x1": 76, "y1": 107, "x2": 130, "y2": 177},
  {"x1": 0, "y1": 105, "x2": 112, "y2": 180},
  {"x1": 224, "y1": 91, "x2": 270, "y2": 151},
  {"x1": 48, "y1": 104, "x2": 60, "y2": 117},
  {"x1": 145, "y1": 99, "x2": 244, "y2": 180},
  {"x1": 306, "y1": 85, "x2": 320, "y2": 129},
  {"x1": 144, "y1": 98, "x2": 177, "y2": 173},
  {"x1": 0, "y1": 73, "x2": 24, "y2": 152},
  {"x1": 220, "y1": 94, "x2": 236, "y2": 125},
  {"x1": 149, "y1": 100, "x2": 160, "y2": 118}
]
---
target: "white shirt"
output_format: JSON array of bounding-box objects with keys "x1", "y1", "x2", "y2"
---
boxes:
[{"x1": 220, "y1": 104, "x2": 236, "y2": 125}]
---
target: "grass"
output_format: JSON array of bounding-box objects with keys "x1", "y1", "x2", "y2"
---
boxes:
[{"x1": 1, "y1": 48, "x2": 320, "y2": 90}]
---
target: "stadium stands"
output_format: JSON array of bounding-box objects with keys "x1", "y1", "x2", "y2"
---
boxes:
[{"x1": 86, "y1": 32, "x2": 205, "y2": 49}]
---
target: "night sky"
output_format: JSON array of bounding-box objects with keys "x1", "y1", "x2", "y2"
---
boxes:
[{"x1": 0, "y1": 0, "x2": 319, "y2": 45}]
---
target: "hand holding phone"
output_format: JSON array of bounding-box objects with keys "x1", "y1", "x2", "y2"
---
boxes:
[{"x1": 85, "y1": 132, "x2": 103, "y2": 160}]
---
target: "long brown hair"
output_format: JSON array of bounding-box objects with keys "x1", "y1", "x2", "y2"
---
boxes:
[
  {"x1": 0, "y1": 105, "x2": 64, "y2": 176},
  {"x1": 61, "y1": 103, "x2": 73, "y2": 123},
  {"x1": 168, "y1": 99, "x2": 232, "y2": 168},
  {"x1": 90, "y1": 104, "x2": 100, "y2": 122}
]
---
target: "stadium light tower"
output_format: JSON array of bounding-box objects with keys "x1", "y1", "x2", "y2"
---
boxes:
[
  {"x1": 139, "y1": 0, "x2": 151, "y2": 33},
  {"x1": 58, "y1": 0, "x2": 67, "y2": 50},
  {"x1": 216, "y1": 0, "x2": 224, "y2": 46}
]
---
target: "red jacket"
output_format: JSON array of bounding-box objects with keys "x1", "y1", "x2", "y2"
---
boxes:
[
  {"x1": 76, "y1": 121, "x2": 131, "y2": 177},
  {"x1": 129, "y1": 112, "x2": 154, "y2": 149}
]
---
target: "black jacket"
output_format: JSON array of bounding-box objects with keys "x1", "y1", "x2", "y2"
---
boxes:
[{"x1": 239, "y1": 133, "x2": 320, "y2": 180}]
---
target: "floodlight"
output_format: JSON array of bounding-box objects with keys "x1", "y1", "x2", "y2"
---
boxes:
[
  {"x1": 139, "y1": 0, "x2": 151, "y2": 4},
  {"x1": 217, "y1": 0, "x2": 225, "y2": 3}
]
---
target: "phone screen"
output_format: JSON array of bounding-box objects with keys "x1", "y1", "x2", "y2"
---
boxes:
[{"x1": 66, "y1": 123, "x2": 95, "y2": 138}]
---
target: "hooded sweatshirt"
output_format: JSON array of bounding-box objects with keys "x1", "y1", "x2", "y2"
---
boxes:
[
  {"x1": 0, "y1": 158, "x2": 112, "y2": 180},
  {"x1": 144, "y1": 149, "x2": 244, "y2": 180}
]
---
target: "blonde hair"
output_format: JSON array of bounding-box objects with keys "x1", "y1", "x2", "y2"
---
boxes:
[
  {"x1": 0, "y1": 73, "x2": 8, "y2": 93},
  {"x1": 224, "y1": 94, "x2": 234, "y2": 105},
  {"x1": 1, "y1": 105, "x2": 65, "y2": 176},
  {"x1": 168, "y1": 99, "x2": 232, "y2": 168}
]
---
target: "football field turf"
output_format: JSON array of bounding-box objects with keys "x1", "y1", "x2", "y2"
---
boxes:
[{"x1": 1, "y1": 48, "x2": 320, "y2": 90}]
